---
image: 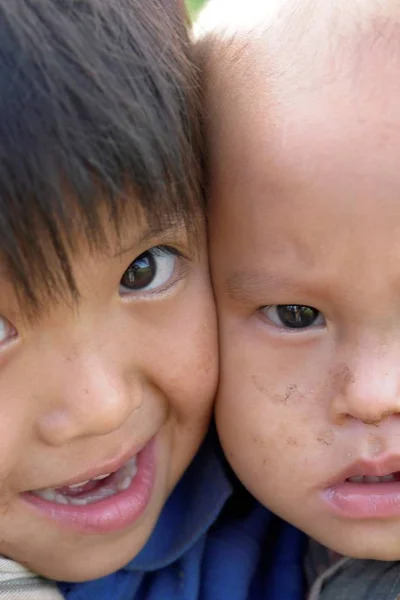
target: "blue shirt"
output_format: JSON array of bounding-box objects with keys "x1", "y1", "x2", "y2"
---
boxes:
[{"x1": 58, "y1": 430, "x2": 306, "y2": 600}]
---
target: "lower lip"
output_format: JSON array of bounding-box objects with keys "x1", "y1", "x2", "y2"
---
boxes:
[
  {"x1": 323, "y1": 481, "x2": 400, "y2": 518},
  {"x1": 21, "y1": 439, "x2": 155, "y2": 534}
]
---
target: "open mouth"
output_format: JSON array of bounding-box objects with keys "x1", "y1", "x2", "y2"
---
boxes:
[
  {"x1": 346, "y1": 472, "x2": 400, "y2": 484},
  {"x1": 23, "y1": 438, "x2": 156, "y2": 534},
  {"x1": 32, "y1": 456, "x2": 138, "y2": 506},
  {"x1": 323, "y1": 459, "x2": 400, "y2": 519}
]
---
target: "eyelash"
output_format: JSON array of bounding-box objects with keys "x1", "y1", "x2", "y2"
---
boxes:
[{"x1": 151, "y1": 245, "x2": 182, "y2": 258}]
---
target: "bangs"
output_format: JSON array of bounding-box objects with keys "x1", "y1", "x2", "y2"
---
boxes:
[{"x1": 0, "y1": 0, "x2": 202, "y2": 311}]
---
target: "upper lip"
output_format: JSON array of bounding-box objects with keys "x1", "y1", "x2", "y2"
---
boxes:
[
  {"x1": 31, "y1": 438, "x2": 148, "y2": 491},
  {"x1": 327, "y1": 455, "x2": 400, "y2": 487}
]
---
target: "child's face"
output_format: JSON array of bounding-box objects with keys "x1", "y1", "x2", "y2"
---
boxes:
[
  {"x1": 0, "y1": 209, "x2": 217, "y2": 580},
  {"x1": 209, "y1": 31, "x2": 400, "y2": 559}
]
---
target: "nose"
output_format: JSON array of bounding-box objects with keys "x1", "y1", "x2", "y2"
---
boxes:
[
  {"x1": 330, "y1": 349, "x2": 400, "y2": 425},
  {"x1": 37, "y1": 353, "x2": 137, "y2": 446}
]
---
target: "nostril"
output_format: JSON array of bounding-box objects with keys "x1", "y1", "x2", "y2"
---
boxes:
[{"x1": 362, "y1": 409, "x2": 395, "y2": 426}]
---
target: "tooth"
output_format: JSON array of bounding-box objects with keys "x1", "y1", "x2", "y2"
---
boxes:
[
  {"x1": 93, "y1": 488, "x2": 116, "y2": 499},
  {"x1": 125, "y1": 458, "x2": 138, "y2": 477},
  {"x1": 381, "y1": 474, "x2": 395, "y2": 482},
  {"x1": 348, "y1": 476, "x2": 363, "y2": 483},
  {"x1": 36, "y1": 489, "x2": 56, "y2": 501},
  {"x1": 54, "y1": 494, "x2": 69, "y2": 505},
  {"x1": 69, "y1": 498, "x2": 89, "y2": 506},
  {"x1": 82, "y1": 488, "x2": 116, "y2": 503},
  {"x1": 126, "y1": 464, "x2": 137, "y2": 479},
  {"x1": 125, "y1": 457, "x2": 137, "y2": 469},
  {"x1": 117, "y1": 476, "x2": 131, "y2": 492},
  {"x1": 364, "y1": 476, "x2": 380, "y2": 483},
  {"x1": 68, "y1": 480, "x2": 90, "y2": 489},
  {"x1": 92, "y1": 473, "x2": 111, "y2": 481}
]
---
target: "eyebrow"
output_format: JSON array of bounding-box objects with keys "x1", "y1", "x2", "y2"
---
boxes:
[{"x1": 226, "y1": 269, "x2": 303, "y2": 302}]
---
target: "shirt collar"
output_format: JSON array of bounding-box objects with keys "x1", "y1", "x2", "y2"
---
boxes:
[{"x1": 126, "y1": 426, "x2": 232, "y2": 571}]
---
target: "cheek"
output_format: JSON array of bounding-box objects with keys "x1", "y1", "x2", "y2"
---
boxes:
[
  {"x1": 150, "y1": 299, "x2": 218, "y2": 419},
  {"x1": 163, "y1": 334, "x2": 218, "y2": 417},
  {"x1": 216, "y1": 328, "x2": 329, "y2": 482},
  {"x1": 218, "y1": 321, "x2": 330, "y2": 420},
  {"x1": 175, "y1": 285, "x2": 218, "y2": 400},
  {"x1": 216, "y1": 379, "x2": 325, "y2": 514},
  {"x1": 216, "y1": 382, "x2": 296, "y2": 466},
  {"x1": 121, "y1": 266, "x2": 218, "y2": 412},
  {"x1": 216, "y1": 387, "x2": 305, "y2": 510}
]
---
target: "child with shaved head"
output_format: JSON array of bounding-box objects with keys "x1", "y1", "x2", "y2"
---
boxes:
[{"x1": 197, "y1": 0, "x2": 400, "y2": 596}]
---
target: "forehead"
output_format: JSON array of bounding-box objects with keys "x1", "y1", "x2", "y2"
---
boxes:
[
  {"x1": 207, "y1": 19, "x2": 400, "y2": 213},
  {"x1": 206, "y1": 24, "x2": 400, "y2": 288},
  {"x1": 208, "y1": 15, "x2": 400, "y2": 146}
]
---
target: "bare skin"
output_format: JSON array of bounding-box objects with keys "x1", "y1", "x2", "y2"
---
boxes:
[{"x1": 204, "y1": 0, "x2": 400, "y2": 560}]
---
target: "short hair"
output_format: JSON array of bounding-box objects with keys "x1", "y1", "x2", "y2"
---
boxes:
[{"x1": 0, "y1": 0, "x2": 201, "y2": 311}]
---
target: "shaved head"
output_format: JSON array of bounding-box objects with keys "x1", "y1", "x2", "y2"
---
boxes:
[
  {"x1": 195, "y1": 0, "x2": 400, "y2": 93},
  {"x1": 195, "y1": 0, "x2": 400, "y2": 185},
  {"x1": 195, "y1": 0, "x2": 400, "y2": 39}
]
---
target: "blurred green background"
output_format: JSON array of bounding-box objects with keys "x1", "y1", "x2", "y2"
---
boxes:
[{"x1": 186, "y1": 0, "x2": 206, "y2": 20}]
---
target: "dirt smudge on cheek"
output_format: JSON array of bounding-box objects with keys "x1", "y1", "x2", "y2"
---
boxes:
[
  {"x1": 329, "y1": 363, "x2": 355, "y2": 397},
  {"x1": 317, "y1": 428, "x2": 335, "y2": 446},
  {"x1": 283, "y1": 384, "x2": 304, "y2": 404},
  {"x1": 251, "y1": 375, "x2": 269, "y2": 397},
  {"x1": 287, "y1": 437, "x2": 299, "y2": 446},
  {"x1": 251, "y1": 376, "x2": 304, "y2": 405}
]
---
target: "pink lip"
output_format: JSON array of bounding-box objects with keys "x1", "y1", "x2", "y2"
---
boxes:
[
  {"x1": 322, "y1": 455, "x2": 400, "y2": 519},
  {"x1": 21, "y1": 438, "x2": 156, "y2": 534}
]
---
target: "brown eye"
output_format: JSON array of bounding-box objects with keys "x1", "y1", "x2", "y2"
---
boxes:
[
  {"x1": 277, "y1": 305, "x2": 320, "y2": 328},
  {"x1": 119, "y1": 246, "x2": 178, "y2": 294},
  {"x1": 120, "y1": 252, "x2": 155, "y2": 291},
  {"x1": 262, "y1": 305, "x2": 325, "y2": 329}
]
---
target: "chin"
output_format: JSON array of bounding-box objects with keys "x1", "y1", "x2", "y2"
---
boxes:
[
  {"x1": 25, "y1": 536, "x2": 146, "y2": 582},
  {"x1": 34, "y1": 554, "x2": 131, "y2": 583}
]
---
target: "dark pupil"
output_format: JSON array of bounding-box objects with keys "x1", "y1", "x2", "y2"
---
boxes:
[
  {"x1": 277, "y1": 305, "x2": 319, "y2": 328},
  {"x1": 121, "y1": 252, "x2": 156, "y2": 290}
]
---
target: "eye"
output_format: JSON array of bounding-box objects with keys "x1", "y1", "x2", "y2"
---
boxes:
[
  {"x1": 0, "y1": 315, "x2": 17, "y2": 344},
  {"x1": 119, "y1": 246, "x2": 180, "y2": 295},
  {"x1": 261, "y1": 304, "x2": 325, "y2": 330}
]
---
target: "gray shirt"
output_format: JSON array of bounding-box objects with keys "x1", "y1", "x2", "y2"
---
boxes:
[{"x1": 0, "y1": 557, "x2": 62, "y2": 599}]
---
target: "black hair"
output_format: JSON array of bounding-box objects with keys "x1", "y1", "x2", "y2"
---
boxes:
[{"x1": 0, "y1": 0, "x2": 202, "y2": 311}]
